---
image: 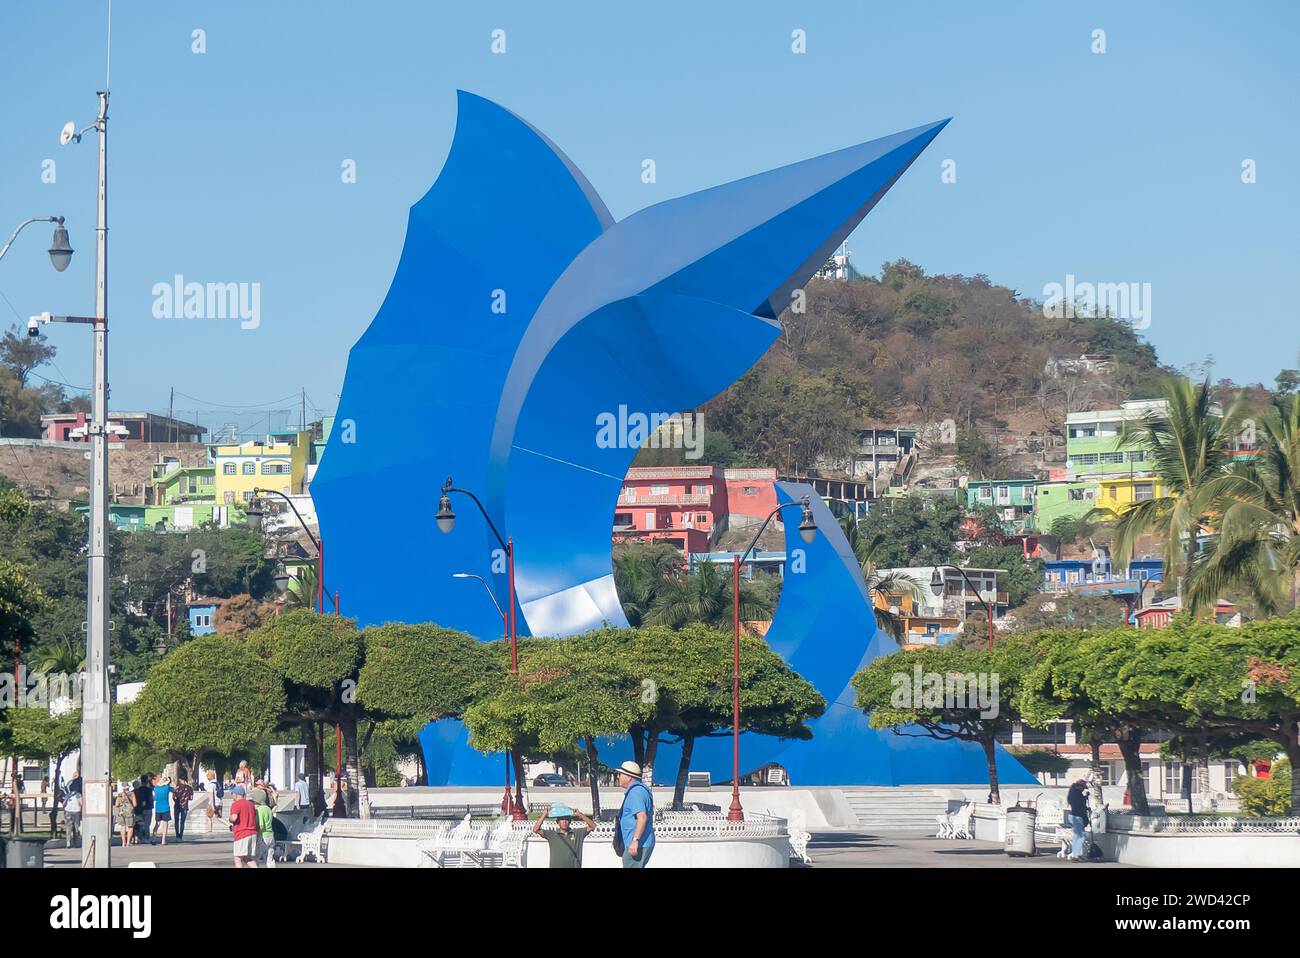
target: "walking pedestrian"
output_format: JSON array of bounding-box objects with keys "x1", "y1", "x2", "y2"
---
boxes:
[
  {"x1": 173, "y1": 770, "x2": 193, "y2": 842},
  {"x1": 292, "y1": 773, "x2": 311, "y2": 810},
  {"x1": 227, "y1": 785, "x2": 259, "y2": 868},
  {"x1": 204, "y1": 769, "x2": 223, "y2": 831},
  {"x1": 612, "y1": 761, "x2": 655, "y2": 868},
  {"x1": 1066, "y1": 778, "x2": 1090, "y2": 862},
  {"x1": 63, "y1": 787, "x2": 82, "y2": 848},
  {"x1": 134, "y1": 774, "x2": 155, "y2": 844},
  {"x1": 114, "y1": 782, "x2": 135, "y2": 847},
  {"x1": 253, "y1": 789, "x2": 277, "y2": 868},
  {"x1": 152, "y1": 775, "x2": 175, "y2": 845},
  {"x1": 234, "y1": 760, "x2": 253, "y2": 790}
]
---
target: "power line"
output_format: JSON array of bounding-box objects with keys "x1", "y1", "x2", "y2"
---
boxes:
[{"x1": 172, "y1": 390, "x2": 302, "y2": 409}]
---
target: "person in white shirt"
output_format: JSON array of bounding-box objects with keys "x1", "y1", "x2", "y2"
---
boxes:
[{"x1": 63, "y1": 789, "x2": 82, "y2": 847}]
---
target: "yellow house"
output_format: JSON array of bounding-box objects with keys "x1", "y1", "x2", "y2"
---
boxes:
[
  {"x1": 1097, "y1": 475, "x2": 1166, "y2": 510},
  {"x1": 210, "y1": 432, "x2": 311, "y2": 506}
]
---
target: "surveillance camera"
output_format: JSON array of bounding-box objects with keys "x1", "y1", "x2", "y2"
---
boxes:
[{"x1": 27, "y1": 317, "x2": 40, "y2": 337}]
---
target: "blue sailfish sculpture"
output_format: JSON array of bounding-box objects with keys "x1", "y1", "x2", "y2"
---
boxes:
[{"x1": 310, "y1": 92, "x2": 1035, "y2": 787}]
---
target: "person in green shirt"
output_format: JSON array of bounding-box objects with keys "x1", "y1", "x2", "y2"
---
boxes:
[
  {"x1": 532, "y1": 804, "x2": 597, "y2": 869},
  {"x1": 255, "y1": 800, "x2": 276, "y2": 869}
]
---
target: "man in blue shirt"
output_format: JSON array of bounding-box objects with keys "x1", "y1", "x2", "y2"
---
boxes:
[
  {"x1": 293, "y1": 773, "x2": 312, "y2": 810},
  {"x1": 615, "y1": 761, "x2": 655, "y2": 868}
]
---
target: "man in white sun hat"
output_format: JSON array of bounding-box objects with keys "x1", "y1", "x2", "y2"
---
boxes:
[{"x1": 613, "y1": 760, "x2": 655, "y2": 868}]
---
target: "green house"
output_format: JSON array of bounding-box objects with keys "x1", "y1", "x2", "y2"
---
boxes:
[
  {"x1": 152, "y1": 461, "x2": 216, "y2": 503},
  {"x1": 1034, "y1": 480, "x2": 1100, "y2": 532}
]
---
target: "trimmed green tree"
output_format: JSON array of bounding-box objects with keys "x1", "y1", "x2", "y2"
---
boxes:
[
  {"x1": 853, "y1": 638, "x2": 1038, "y2": 804},
  {"x1": 129, "y1": 635, "x2": 285, "y2": 780}
]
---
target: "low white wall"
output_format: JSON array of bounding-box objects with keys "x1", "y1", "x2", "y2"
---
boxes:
[
  {"x1": 1099, "y1": 831, "x2": 1300, "y2": 867},
  {"x1": 320, "y1": 829, "x2": 790, "y2": 869},
  {"x1": 367, "y1": 786, "x2": 848, "y2": 829}
]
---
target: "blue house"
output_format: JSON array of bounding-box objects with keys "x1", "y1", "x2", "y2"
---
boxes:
[
  {"x1": 188, "y1": 602, "x2": 218, "y2": 636},
  {"x1": 1042, "y1": 557, "x2": 1164, "y2": 597}
]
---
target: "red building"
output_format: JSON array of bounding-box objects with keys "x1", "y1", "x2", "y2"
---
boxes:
[
  {"x1": 613, "y1": 465, "x2": 718, "y2": 554},
  {"x1": 611, "y1": 465, "x2": 784, "y2": 556},
  {"x1": 42, "y1": 411, "x2": 206, "y2": 445}
]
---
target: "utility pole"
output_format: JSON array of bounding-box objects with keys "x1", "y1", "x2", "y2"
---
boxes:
[{"x1": 81, "y1": 88, "x2": 112, "y2": 868}]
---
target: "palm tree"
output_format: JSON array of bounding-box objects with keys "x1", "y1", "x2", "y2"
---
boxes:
[
  {"x1": 646, "y1": 559, "x2": 775, "y2": 632},
  {"x1": 612, "y1": 543, "x2": 680, "y2": 627},
  {"x1": 285, "y1": 563, "x2": 318, "y2": 610},
  {"x1": 1190, "y1": 394, "x2": 1300, "y2": 613},
  {"x1": 837, "y1": 515, "x2": 926, "y2": 641},
  {"x1": 33, "y1": 636, "x2": 85, "y2": 674},
  {"x1": 1111, "y1": 378, "x2": 1241, "y2": 606}
]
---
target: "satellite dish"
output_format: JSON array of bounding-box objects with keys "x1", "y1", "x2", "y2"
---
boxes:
[{"x1": 60, "y1": 121, "x2": 77, "y2": 145}]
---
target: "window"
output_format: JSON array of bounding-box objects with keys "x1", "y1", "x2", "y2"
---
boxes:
[
  {"x1": 696, "y1": 513, "x2": 708, "y2": 525},
  {"x1": 650, "y1": 484, "x2": 669, "y2": 495},
  {"x1": 1127, "y1": 450, "x2": 1147, "y2": 462},
  {"x1": 242, "y1": 491, "x2": 255, "y2": 502},
  {"x1": 1099, "y1": 762, "x2": 1117, "y2": 786},
  {"x1": 1069, "y1": 488, "x2": 1085, "y2": 501},
  {"x1": 1163, "y1": 763, "x2": 1183, "y2": 796},
  {"x1": 1223, "y1": 762, "x2": 1239, "y2": 793},
  {"x1": 742, "y1": 486, "x2": 757, "y2": 496},
  {"x1": 262, "y1": 462, "x2": 290, "y2": 475},
  {"x1": 242, "y1": 462, "x2": 256, "y2": 475},
  {"x1": 693, "y1": 484, "x2": 710, "y2": 495},
  {"x1": 223, "y1": 491, "x2": 234, "y2": 504},
  {"x1": 1134, "y1": 483, "x2": 1155, "y2": 501},
  {"x1": 1100, "y1": 452, "x2": 1125, "y2": 464},
  {"x1": 1071, "y1": 454, "x2": 1098, "y2": 466},
  {"x1": 223, "y1": 463, "x2": 236, "y2": 475}
]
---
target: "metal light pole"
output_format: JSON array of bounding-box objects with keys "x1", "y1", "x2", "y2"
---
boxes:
[
  {"x1": 452, "y1": 571, "x2": 512, "y2": 811},
  {"x1": 729, "y1": 495, "x2": 818, "y2": 821},
  {"x1": 931, "y1": 565, "x2": 995, "y2": 649},
  {"x1": 79, "y1": 89, "x2": 112, "y2": 868},
  {"x1": 437, "y1": 476, "x2": 527, "y2": 820}
]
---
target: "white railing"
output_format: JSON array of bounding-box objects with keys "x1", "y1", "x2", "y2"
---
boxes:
[{"x1": 1109, "y1": 814, "x2": 1300, "y2": 835}]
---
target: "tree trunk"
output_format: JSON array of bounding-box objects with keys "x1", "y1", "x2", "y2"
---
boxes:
[
  {"x1": 300, "y1": 720, "x2": 325, "y2": 816},
  {"x1": 1089, "y1": 739, "x2": 1104, "y2": 810},
  {"x1": 338, "y1": 710, "x2": 370, "y2": 819},
  {"x1": 1116, "y1": 730, "x2": 1149, "y2": 814},
  {"x1": 512, "y1": 751, "x2": 527, "y2": 814},
  {"x1": 49, "y1": 755, "x2": 64, "y2": 835},
  {"x1": 1285, "y1": 732, "x2": 1300, "y2": 817},
  {"x1": 643, "y1": 730, "x2": 659, "y2": 788},
  {"x1": 629, "y1": 725, "x2": 646, "y2": 767},
  {"x1": 584, "y1": 737, "x2": 601, "y2": 816},
  {"x1": 672, "y1": 735, "x2": 696, "y2": 810},
  {"x1": 981, "y1": 736, "x2": 1001, "y2": 805}
]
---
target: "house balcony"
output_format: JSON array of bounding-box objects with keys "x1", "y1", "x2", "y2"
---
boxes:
[{"x1": 617, "y1": 492, "x2": 712, "y2": 507}]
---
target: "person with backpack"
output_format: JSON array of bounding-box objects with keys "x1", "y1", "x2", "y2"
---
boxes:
[
  {"x1": 1066, "y1": 779, "x2": 1090, "y2": 862},
  {"x1": 612, "y1": 761, "x2": 655, "y2": 868},
  {"x1": 134, "y1": 774, "x2": 156, "y2": 845},
  {"x1": 204, "y1": 769, "x2": 224, "y2": 832}
]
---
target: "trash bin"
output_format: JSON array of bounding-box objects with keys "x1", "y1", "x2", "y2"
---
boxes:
[
  {"x1": 1004, "y1": 804, "x2": 1037, "y2": 857},
  {"x1": 3, "y1": 836, "x2": 47, "y2": 868}
]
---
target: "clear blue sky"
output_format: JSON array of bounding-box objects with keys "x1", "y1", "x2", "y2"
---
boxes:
[{"x1": 1, "y1": 0, "x2": 1296, "y2": 421}]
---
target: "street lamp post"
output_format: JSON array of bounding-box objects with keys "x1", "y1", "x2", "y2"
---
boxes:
[
  {"x1": 729, "y1": 495, "x2": 819, "y2": 821},
  {"x1": 247, "y1": 488, "x2": 335, "y2": 613},
  {"x1": 930, "y1": 565, "x2": 995, "y2": 649},
  {"x1": 437, "y1": 476, "x2": 528, "y2": 820},
  {"x1": 451, "y1": 572, "x2": 512, "y2": 812},
  {"x1": 31, "y1": 90, "x2": 112, "y2": 868},
  {"x1": 0, "y1": 216, "x2": 73, "y2": 269}
]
